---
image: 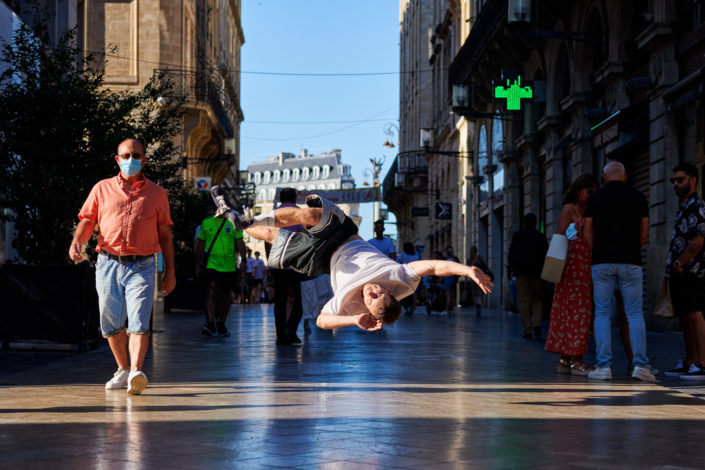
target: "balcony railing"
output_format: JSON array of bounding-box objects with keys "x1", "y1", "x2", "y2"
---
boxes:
[{"x1": 159, "y1": 68, "x2": 236, "y2": 138}]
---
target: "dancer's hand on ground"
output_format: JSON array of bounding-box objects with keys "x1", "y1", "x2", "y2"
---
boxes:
[
  {"x1": 468, "y1": 266, "x2": 494, "y2": 294},
  {"x1": 356, "y1": 313, "x2": 383, "y2": 331}
]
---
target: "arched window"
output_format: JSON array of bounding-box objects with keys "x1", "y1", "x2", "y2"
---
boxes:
[
  {"x1": 283, "y1": 169, "x2": 290, "y2": 182},
  {"x1": 254, "y1": 172, "x2": 261, "y2": 184},
  {"x1": 263, "y1": 171, "x2": 271, "y2": 184},
  {"x1": 297, "y1": 185, "x2": 305, "y2": 191},
  {"x1": 302, "y1": 167, "x2": 310, "y2": 180},
  {"x1": 322, "y1": 165, "x2": 330, "y2": 178},
  {"x1": 312, "y1": 166, "x2": 320, "y2": 179},
  {"x1": 258, "y1": 190, "x2": 266, "y2": 201},
  {"x1": 273, "y1": 170, "x2": 280, "y2": 183},
  {"x1": 478, "y1": 124, "x2": 488, "y2": 200},
  {"x1": 317, "y1": 184, "x2": 325, "y2": 190},
  {"x1": 492, "y1": 116, "x2": 504, "y2": 192},
  {"x1": 327, "y1": 183, "x2": 336, "y2": 189},
  {"x1": 268, "y1": 188, "x2": 275, "y2": 200},
  {"x1": 307, "y1": 184, "x2": 316, "y2": 190},
  {"x1": 292, "y1": 168, "x2": 300, "y2": 181}
]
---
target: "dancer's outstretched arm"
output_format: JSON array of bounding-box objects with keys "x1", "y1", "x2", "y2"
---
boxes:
[{"x1": 408, "y1": 260, "x2": 494, "y2": 294}]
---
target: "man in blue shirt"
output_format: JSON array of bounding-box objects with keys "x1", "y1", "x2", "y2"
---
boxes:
[{"x1": 367, "y1": 219, "x2": 396, "y2": 260}]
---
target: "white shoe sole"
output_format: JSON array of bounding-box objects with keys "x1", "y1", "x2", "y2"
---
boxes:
[{"x1": 127, "y1": 374, "x2": 148, "y2": 395}]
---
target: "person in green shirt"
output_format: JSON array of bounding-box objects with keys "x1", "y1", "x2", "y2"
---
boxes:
[{"x1": 195, "y1": 214, "x2": 247, "y2": 336}]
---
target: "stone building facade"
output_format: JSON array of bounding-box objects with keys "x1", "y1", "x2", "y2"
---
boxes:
[
  {"x1": 387, "y1": 0, "x2": 705, "y2": 322},
  {"x1": 79, "y1": 0, "x2": 244, "y2": 188},
  {"x1": 245, "y1": 149, "x2": 360, "y2": 256}
]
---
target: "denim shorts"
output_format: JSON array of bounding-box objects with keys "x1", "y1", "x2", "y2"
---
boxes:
[{"x1": 95, "y1": 252, "x2": 156, "y2": 337}]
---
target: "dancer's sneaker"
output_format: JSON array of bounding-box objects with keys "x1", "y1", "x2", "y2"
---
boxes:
[
  {"x1": 211, "y1": 186, "x2": 252, "y2": 231},
  {"x1": 664, "y1": 359, "x2": 688, "y2": 377},
  {"x1": 105, "y1": 368, "x2": 129, "y2": 390},
  {"x1": 632, "y1": 365, "x2": 658, "y2": 383},
  {"x1": 127, "y1": 370, "x2": 148, "y2": 395},
  {"x1": 588, "y1": 367, "x2": 612, "y2": 380}
]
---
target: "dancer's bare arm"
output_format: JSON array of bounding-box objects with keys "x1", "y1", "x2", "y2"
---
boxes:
[
  {"x1": 408, "y1": 260, "x2": 493, "y2": 294},
  {"x1": 316, "y1": 312, "x2": 382, "y2": 331}
]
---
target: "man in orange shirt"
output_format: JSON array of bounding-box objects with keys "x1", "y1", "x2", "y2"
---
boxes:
[{"x1": 69, "y1": 138, "x2": 175, "y2": 395}]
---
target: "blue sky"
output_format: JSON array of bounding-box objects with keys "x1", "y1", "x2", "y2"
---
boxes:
[{"x1": 240, "y1": 0, "x2": 399, "y2": 240}]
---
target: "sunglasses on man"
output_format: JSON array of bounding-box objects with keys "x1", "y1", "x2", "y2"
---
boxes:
[
  {"x1": 670, "y1": 176, "x2": 691, "y2": 184},
  {"x1": 118, "y1": 153, "x2": 144, "y2": 160}
]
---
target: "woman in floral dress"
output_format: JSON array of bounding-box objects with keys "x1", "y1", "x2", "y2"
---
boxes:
[{"x1": 545, "y1": 174, "x2": 599, "y2": 375}]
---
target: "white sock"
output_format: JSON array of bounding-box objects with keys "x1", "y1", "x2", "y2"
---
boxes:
[{"x1": 251, "y1": 211, "x2": 276, "y2": 227}]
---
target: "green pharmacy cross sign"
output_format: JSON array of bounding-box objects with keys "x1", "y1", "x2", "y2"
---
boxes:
[{"x1": 493, "y1": 75, "x2": 534, "y2": 111}]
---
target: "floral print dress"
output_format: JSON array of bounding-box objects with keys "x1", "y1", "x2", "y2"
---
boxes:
[{"x1": 545, "y1": 220, "x2": 593, "y2": 356}]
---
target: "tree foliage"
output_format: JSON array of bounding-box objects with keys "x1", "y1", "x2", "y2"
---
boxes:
[{"x1": 0, "y1": 21, "x2": 204, "y2": 266}]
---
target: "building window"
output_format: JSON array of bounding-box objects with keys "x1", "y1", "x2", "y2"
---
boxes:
[
  {"x1": 273, "y1": 170, "x2": 280, "y2": 183},
  {"x1": 307, "y1": 185, "x2": 316, "y2": 190},
  {"x1": 258, "y1": 190, "x2": 266, "y2": 201},
  {"x1": 322, "y1": 165, "x2": 330, "y2": 178},
  {"x1": 478, "y1": 124, "x2": 488, "y2": 200},
  {"x1": 293, "y1": 168, "x2": 300, "y2": 181},
  {"x1": 302, "y1": 167, "x2": 310, "y2": 180},
  {"x1": 283, "y1": 169, "x2": 290, "y2": 182},
  {"x1": 254, "y1": 172, "x2": 261, "y2": 184},
  {"x1": 312, "y1": 166, "x2": 320, "y2": 179},
  {"x1": 268, "y1": 188, "x2": 275, "y2": 200},
  {"x1": 263, "y1": 171, "x2": 271, "y2": 184},
  {"x1": 297, "y1": 185, "x2": 305, "y2": 191},
  {"x1": 492, "y1": 116, "x2": 504, "y2": 192},
  {"x1": 328, "y1": 183, "x2": 336, "y2": 189}
]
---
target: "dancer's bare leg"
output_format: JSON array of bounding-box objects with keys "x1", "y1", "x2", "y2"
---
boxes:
[
  {"x1": 245, "y1": 226, "x2": 279, "y2": 244},
  {"x1": 253, "y1": 207, "x2": 321, "y2": 228}
]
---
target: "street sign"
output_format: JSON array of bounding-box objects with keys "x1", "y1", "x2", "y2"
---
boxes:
[
  {"x1": 435, "y1": 202, "x2": 452, "y2": 220},
  {"x1": 411, "y1": 206, "x2": 429, "y2": 217}
]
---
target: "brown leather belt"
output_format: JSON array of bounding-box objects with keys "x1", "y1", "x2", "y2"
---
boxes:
[{"x1": 102, "y1": 252, "x2": 153, "y2": 262}]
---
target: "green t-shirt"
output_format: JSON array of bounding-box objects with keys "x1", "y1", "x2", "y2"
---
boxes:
[{"x1": 197, "y1": 216, "x2": 243, "y2": 272}]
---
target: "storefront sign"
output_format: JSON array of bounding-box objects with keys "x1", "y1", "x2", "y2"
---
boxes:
[
  {"x1": 435, "y1": 202, "x2": 452, "y2": 220},
  {"x1": 194, "y1": 177, "x2": 211, "y2": 192},
  {"x1": 592, "y1": 122, "x2": 619, "y2": 149}
]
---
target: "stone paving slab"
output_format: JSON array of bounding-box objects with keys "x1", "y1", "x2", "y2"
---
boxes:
[{"x1": 1, "y1": 305, "x2": 704, "y2": 469}]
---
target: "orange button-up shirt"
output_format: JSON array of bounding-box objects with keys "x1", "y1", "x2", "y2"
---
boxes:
[{"x1": 78, "y1": 175, "x2": 173, "y2": 256}]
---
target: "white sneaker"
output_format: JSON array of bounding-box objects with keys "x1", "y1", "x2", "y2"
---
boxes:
[
  {"x1": 588, "y1": 367, "x2": 612, "y2": 380},
  {"x1": 632, "y1": 365, "x2": 658, "y2": 383},
  {"x1": 105, "y1": 368, "x2": 129, "y2": 390},
  {"x1": 127, "y1": 370, "x2": 148, "y2": 395}
]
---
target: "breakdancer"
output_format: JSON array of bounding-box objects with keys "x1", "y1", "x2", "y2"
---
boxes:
[{"x1": 211, "y1": 186, "x2": 493, "y2": 331}]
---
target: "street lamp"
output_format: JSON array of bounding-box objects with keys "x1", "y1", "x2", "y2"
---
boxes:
[
  {"x1": 383, "y1": 122, "x2": 399, "y2": 148},
  {"x1": 363, "y1": 156, "x2": 385, "y2": 221}
]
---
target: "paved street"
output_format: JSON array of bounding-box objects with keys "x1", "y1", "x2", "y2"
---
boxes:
[{"x1": 2, "y1": 304, "x2": 705, "y2": 469}]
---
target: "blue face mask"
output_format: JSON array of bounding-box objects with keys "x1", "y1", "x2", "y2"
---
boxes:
[{"x1": 119, "y1": 158, "x2": 142, "y2": 177}]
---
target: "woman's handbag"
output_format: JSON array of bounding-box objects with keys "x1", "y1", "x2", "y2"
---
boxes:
[
  {"x1": 654, "y1": 277, "x2": 675, "y2": 319},
  {"x1": 540, "y1": 233, "x2": 569, "y2": 283}
]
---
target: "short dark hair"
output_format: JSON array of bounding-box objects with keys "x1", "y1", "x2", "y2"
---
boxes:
[
  {"x1": 673, "y1": 162, "x2": 699, "y2": 181},
  {"x1": 523, "y1": 213, "x2": 537, "y2": 229},
  {"x1": 403, "y1": 242, "x2": 415, "y2": 255},
  {"x1": 279, "y1": 187, "x2": 297, "y2": 203},
  {"x1": 564, "y1": 173, "x2": 599, "y2": 204},
  {"x1": 374, "y1": 219, "x2": 385, "y2": 226},
  {"x1": 378, "y1": 296, "x2": 402, "y2": 324}
]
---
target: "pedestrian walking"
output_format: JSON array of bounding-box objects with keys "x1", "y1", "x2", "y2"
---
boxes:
[
  {"x1": 210, "y1": 186, "x2": 493, "y2": 331},
  {"x1": 508, "y1": 212, "x2": 548, "y2": 339},
  {"x1": 368, "y1": 219, "x2": 396, "y2": 260},
  {"x1": 397, "y1": 242, "x2": 421, "y2": 316},
  {"x1": 251, "y1": 251, "x2": 266, "y2": 303},
  {"x1": 544, "y1": 174, "x2": 598, "y2": 375},
  {"x1": 269, "y1": 188, "x2": 309, "y2": 345},
  {"x1": 69, "y1": 138, "x2": 175, "y2": 395},
  {"x1": 664, "y1": 163, "x2": 705, "y2": 379},
  {"x1": 583, "y1": 162, "x2": 656, "y2": 382},
  {"x1": 194, "y1": 209, "x2": 247, "y2": 337}
]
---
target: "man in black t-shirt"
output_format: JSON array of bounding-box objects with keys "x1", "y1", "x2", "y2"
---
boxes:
[
  {"x1": 664, "y1": 162, "x2": 705, "y2": 379},
  {"x1": 583, "y1": 161, "x2": 656, "y2": 382}
]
